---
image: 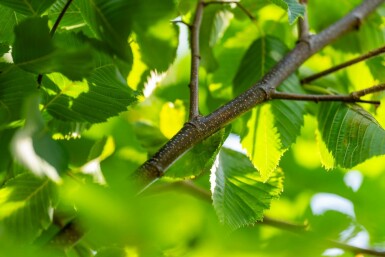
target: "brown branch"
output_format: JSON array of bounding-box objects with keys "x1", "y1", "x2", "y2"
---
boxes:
[
  {"x1": 271, "y1": 83, "x2": 385, "y2": 104},
  {"x1": 301, "y1": 45, "x2": 385, "y2": 84},
  {"x1": 189, "y1": 0, "x2": 205, "y2": 119},
  {"x1": 131, "y1": 0, "x2": 385, "y2": 191},
  {"x1": 37, "y1": 0, "x2": 74, "y2": 87},
  {"x1": 150, "y1": 181, "x2": 385, "y2": 257},
  {"x1": 297, "y1": 0, "x2": 310, "y2": 42}
]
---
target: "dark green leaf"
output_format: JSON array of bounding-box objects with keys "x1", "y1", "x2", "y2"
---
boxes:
[
  {"x1": 166, "y1": 128, "x2": 228, "y2": 179},
  {"x1": 76, "y1": 0, "x2": 133, "y2": 61},
  {"x1": 211, "y1": 148, "x2": 284, "y2": 229},
  {"x1": 0, "y1": 0, "x2": 56, "y2": 16},
  {"x1": 318, "y1": 102, "x2": 385, "y2": 168},
  {"x1": 233, "y1": 36, "x2": 288, "y2": 96},
  {"x1": 0, "y1": 173, "x2": 56, "y2": 242},
  {"x1": 0, "y1": 5, "x2": 22, "y2": 44},
  {"x1": 12, "y1": 17, "x2": 94, "y2": 80},
  {"x1": 133, "y1": 121, "x2": 168, "y2": 156},
  {"x1": 0, "y1": 64, "x2": 38, "y2": 124}
]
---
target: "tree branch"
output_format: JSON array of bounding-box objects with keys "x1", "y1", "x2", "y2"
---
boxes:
[
  {"x1": 37, "y1": 0, "x2": 74, "y2": 87},
  {"x1": 131, "y1": 0, "x2": 385, "y2": 191},
  {"x1": 297, "y1": 0, "x2": 310, "y2": 42},
  {"x1": 189, "y1": 0, "x2": 205, "y2": 120},
  {"x1": 150, "y1": 181, "x2": 385, "y2": 257},
  {"x1": 301, "y1": 45, "x2": 385, "y2": 84},
  {"x1": 271, "y1": 83, "x2": 385, "y2": 104}
]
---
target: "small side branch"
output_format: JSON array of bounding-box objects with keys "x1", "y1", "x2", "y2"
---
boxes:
[
  {"x1": 297, "y1": 0, "x2": 310, "y2": 43},
  {"x1": 271, "y1": 83, "x2": 385, "y2": 104},
  {"x1": 37, "y1": 0, "x2": 74, "y2": 87},
  {"x1": 301, "y1": 45, "x2": 385, "y2": 84},
  {"x1": 204, "y1": 0, "x2": 256, "y2": 22},
  {"x1": 189, "y1": 0, "x2": 205, "y2": 119}
]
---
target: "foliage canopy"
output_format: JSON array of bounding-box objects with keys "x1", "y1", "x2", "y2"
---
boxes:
[{"x1": 1, "y1": 0, "x2": 385, "y2": 256}]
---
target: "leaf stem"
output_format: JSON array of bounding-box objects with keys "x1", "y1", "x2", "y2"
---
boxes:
[
  {"x1": 301, "y1": 45, "x2": 385, "y2": 84},
  {"x1": 297, "y1": 0, "x2": 310, "y2": 43},
  {"x1": 37, "y1": 0, "x2": 74, "y2": 87},
  {"x1": 271, "y1": 83, "x2": 385, "y2": 105},
  {"x1": 189, "y1": 0, "x2": 205, "y2": 120}
]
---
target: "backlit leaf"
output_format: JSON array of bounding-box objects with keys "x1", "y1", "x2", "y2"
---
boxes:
[
  {"x1": 318, "y1": 102, "x2": 385, "y2": 168},
  {"x1": 241, "y1": 104, "x2": 285, "y2": 181},
  {"x1": 211, "y1": 148, "x2": 284, "y2": 229}
]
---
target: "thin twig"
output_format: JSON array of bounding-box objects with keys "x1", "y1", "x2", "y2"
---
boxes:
[
  {"x1": 37, "y1": 0, "x2": 74, "y2": 87},
  {"x1": 153, "y1": 181, "x2": 385, "y2": 257},
  {"x1": 271, "y1": 83, "x2": 385, "y2": 104},
  {"x1": 189, "y1": 0, "x2": 205, "y2": 119},
  {"x1": 301, "y1": 45, "x2": 385, "y2": 84},
  {"x1": 204, "y1": 0, "x2": 256, "y2": 22},
  {"x1": 297, "y1": 0, "x2": 310, "y2": 42},
  {"x1": 171, "y1": 20, "x2": 192, "y2": 29}
]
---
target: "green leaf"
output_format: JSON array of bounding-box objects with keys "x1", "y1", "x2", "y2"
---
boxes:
[
  {"x1": 271, "y1": 75, "x2": 306, "y2": 148},
  {"x1": 0, "y1": 5, "x2": 22, "y2": 44},
  {"x1": 76, "y1": 0, "x2": 133, "y2": 61},
  {"x1": 318, "y1": 102, "x2": 385, "y2": 168},
  {"x1": 10, "y1": 94, "x2": 68, "y2": 182},
  {"x1": 211, "y1": 148, "x2": 284, "y2": 229},
  {"x1": 0, "y1": 0, "x2": 56, "y2": 16},
  {"x1": 12, "y1": 17, "x2": 95, "y2": 80},
  {"x1": 49, "y1": 0, "x2": 88, "y2": 32},
  {"x1": 166, "y1": 129, "x2": 228, "y2": 179},
  {"x1": 133, "y1": 121, "x2": 168, "y2": 156},
  {"x1": 43, "y1": 59, "x2": 137, "y2": 123},
  {"x1": 0, "y1": 173, "x2": 56, "y2": 242},
  {"x1": 241, "y1": 104, "x2": 285, "y2": 181},
  {"x1": 269, "y1": 0, "x2": 305, "y2": 24},
  {"x1": 199, "y1": 6, "x2": 231, "y2": 72},
  {"x1": 0, "y1": 64, "x2": 38, "y2": 124},
  {"x1": 233, "y1": 36, "x2": 288, "y2": 96}
]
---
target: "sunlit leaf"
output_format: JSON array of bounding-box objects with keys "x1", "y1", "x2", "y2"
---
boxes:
[
  {"x1": 241, "y1": 104, "x2": 285, "y2": 181},
  {"x1": 43, "y1": 59, "x2": 137, "y2": 123},
  {"x1": 0, "y1": 0, "x2": 56, "y2": 16},
  {"x1": 269, "y1": 0, "x2": 305, "y2": 24},
  {"x1": 0, "y1": 173, "x2": 56, "y2": 242},
  {"x1": 12, "y1": 17, "x2": 94, "y2": 80},
  {"x1": 318, "y1": 102, "x2": 385, "y2": 168},
  {"x1": 211, "y1": 148, "x2": 284, "y2": 229},
  {"x1": 11, "y1": 94, "x2": 68, "y2": 182}
]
